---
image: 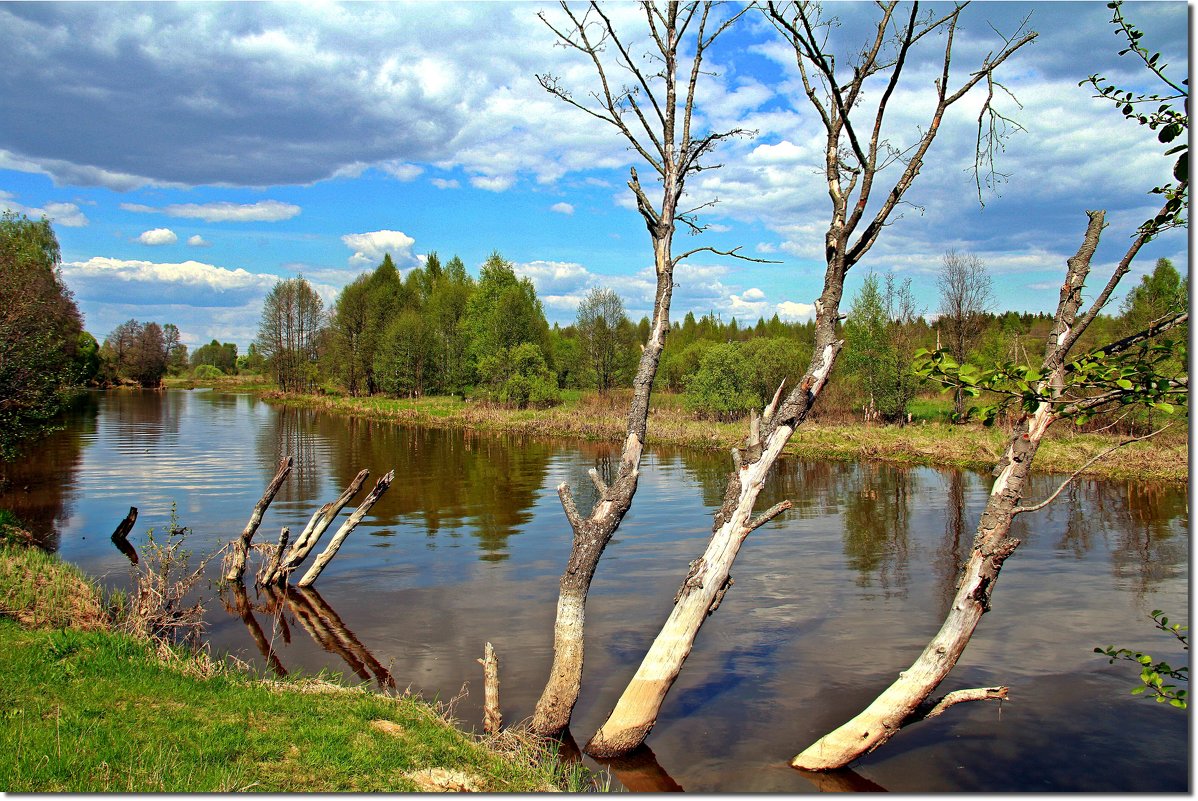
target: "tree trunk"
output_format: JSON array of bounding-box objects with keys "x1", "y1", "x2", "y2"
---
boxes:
[
  {"x1": 224, "y1": 456, "x2": 292, "y2": 583},
  {"x1": 792, "y1": 211, "x2": 1104, "y2": 771},
  {"x1": 530, "y1": 233, "x2": 673, "y2": 737},
  {"x1": 296, "y1": 470, "x2": 394, "y2": 587}
]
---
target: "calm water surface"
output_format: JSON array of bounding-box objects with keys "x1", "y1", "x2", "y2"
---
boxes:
[{"x1": 3, "y1": 390, "x2": 1189, "y2": 792}]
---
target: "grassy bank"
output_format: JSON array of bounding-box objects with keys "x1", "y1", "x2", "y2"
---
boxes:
[
  {"x1": 237, "y1": 387, "x2": 1187, "y2": 483},
  {"x1": 0, "y1": 538, "x2": 592, "y2": 793}
]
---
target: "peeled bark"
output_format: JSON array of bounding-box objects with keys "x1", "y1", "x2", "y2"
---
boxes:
[
  {"x1": 224, "y1": 456, "x2": 292, "y2": 583},
  {"x1": 296, "y1": 470, "x2": 393, "y2": 587}
]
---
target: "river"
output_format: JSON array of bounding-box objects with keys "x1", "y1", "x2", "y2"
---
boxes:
[{"x1": 1, "y1": 389, "x2": 1188, "y2": 792}]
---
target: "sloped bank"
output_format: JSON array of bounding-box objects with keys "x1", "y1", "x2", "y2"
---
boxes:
[{"x1": 0, "y1": 533, "x2": 594, "y2": 793}]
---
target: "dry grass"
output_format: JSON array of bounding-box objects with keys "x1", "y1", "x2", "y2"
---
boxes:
[{"x1": 0, "y1": 545, "x2": 108, "y2": 631}]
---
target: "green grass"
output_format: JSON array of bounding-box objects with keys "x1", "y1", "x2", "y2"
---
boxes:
[{"x1": 0, "y1": 543, "x2": 596, "y2": 793}]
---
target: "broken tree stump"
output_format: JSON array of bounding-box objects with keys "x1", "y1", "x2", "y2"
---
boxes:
[
  {"x1": 296, "y1": 470, "x2": 394, "y2": 588},
  {"x1": 477, "y1": 642, "x2": 502, "y2": 734},
  {"x1": 224, "y1": 456, "x2": 292, "y2": 583},
  {"x1": 110, "y1": 506, "x2": 139, "y2": 564},
  {"x1": 255, "y1": 527, "x2": 290, "y2": 587},
  {"x1": 264, "y1": 468, "x2": 369, "y2": 586}
]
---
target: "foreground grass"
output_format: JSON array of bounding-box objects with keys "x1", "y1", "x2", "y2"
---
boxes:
[
  {"x1": 0, "y1": 543, "x2": 592, "y2": 793},
  {"x1": 256, "y1": 389, "x2": 1186, "y2": 483}
]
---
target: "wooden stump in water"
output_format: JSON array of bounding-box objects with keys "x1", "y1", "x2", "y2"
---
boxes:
[{"x1": 477, "y1": 642, "x2": 502, "y2": 734}]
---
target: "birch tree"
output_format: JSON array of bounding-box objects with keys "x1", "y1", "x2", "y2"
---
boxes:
[
  {"x1": 584, "y1": 0, "x2": 1037, "y2": 758},
  {"x1": 793, "y1": 1, "x2": 1188, "y2": 769},
  {"x1": 529, "y1": 0, "x2": 758, "y2": 738}
]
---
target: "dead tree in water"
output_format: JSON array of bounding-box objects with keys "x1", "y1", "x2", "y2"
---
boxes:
[
  {"x1": 585, "y1": 1, "x2": 1037, "y2": 757},
  {"x1": 224, "y1": 456, "x2": 292, "y2": 582},
  {"x1": 296, "y1": 470, "x2": 394, "y2": 587},
  {"x1": 261, "y1": 468, "x2": 370, "y2": 585},
  {"x1": 529, "y1": 0, "x2": 760, "y2": 738},
  {"x1": 792, "y1": 210, "x2": 1188, "y2": 770},
  {"x1": 477, "y1": 642, "x2": 502, "y2": 735}
]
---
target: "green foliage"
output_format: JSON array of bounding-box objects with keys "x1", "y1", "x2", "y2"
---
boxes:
[
  {"x1": 1096, "y1": 610, "x2": 1188, "y2": 709},
  {"x1": 685, "y1": 343, "x2": 757, "y2": 421},
  {"x1": 914, "y1": 330, "x2": 1186, "y2": 427},
  {"x1": 0, "y1": 213, "x2": 84, "y2": 460},
  {"x1": 190, "y1": 339, "x2": 238, "y2": 375},
  {"x1": 373, "y1": 309, "x2": 436, "y2": 397},
  {"x1": 192, "y1": 364, "x2": 224, "y2": 379},
  {"x1": 1082, "y1": 1, "x2": 1188, "y2": 235},
  {"x1": 844, "y1": 273, "x2": 925, "y2": 422},
  {"x1": 478, "y1": 343, "x2": 560, "y2": 409}
]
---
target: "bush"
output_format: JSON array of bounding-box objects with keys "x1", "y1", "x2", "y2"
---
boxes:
[
  {"x1": 192, "y1": 364, "x2": 224, "y2": 379},
  {"x1": 685, "y1": 343, "x2": 757, "y2": 421}
]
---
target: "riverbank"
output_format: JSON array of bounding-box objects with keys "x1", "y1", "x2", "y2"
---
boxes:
[
  {"x1": 164, "y1": 379, "x2": 1187, "y2": 483},
  {"x1": 0, "y1": 535, "x2": 592, "y2": 792}
]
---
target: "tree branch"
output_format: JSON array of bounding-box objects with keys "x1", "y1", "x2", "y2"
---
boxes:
[{"x1": 1012, "y1": 424, "x2": 1175, "y2": 516}]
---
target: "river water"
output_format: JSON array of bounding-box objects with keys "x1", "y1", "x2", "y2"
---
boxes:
[{"x1": 2, "y1": 389, "x2": 1188, "y2": 792}]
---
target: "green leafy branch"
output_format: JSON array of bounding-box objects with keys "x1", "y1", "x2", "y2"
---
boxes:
[
  {"x1": 1096, "y1": 610, "x2": 1188, "y2": 709},
  {"x1": 1081, "y1": 1, "x2": 1188, "y2": 236},
  {"x1": 912, "y1": 325, "x2": 1187, "y2": 427}
]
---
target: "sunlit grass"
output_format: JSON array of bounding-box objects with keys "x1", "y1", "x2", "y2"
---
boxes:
[{"x1": 0, "y1": 543, "x2": 598, "y2": 793}]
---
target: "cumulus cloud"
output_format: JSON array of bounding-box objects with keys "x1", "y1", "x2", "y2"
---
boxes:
[
  {"x1": 550, "y1": 202, "x2": 574, "y2": 215},
  {"x1": 62, "y1": 256, "x2": 278, "y2": 308},
  {"x1": 431, "y1": 178, "x2": 459, "y2": 190},
  {"x1": 776, "y1": 301, "x2": 815, "y2": 321},
  {"x1": 187, "y1": 234, "x2": 210, "y2": 247},
  {"x1": 121, "y1": 200, "x2": 301, "y2": 222},
  {"x1": 137, "y1": 228, "x2": 178, "y2": 245},
  {"x1": 341, "y1": 229, "x2": 418, "y2": 268},
  {"x1": 379, "y1": 161, "x2": 423, "y2": 181}
]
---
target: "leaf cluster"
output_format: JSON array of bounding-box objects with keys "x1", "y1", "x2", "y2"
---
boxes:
[
  {"x1": 1081, "y1": 1, "x2": 1188, "y2": 235},
  {"x1": 912, "y1": 336, "x2": 1185, "y2": 426},
  {"x1": 1096, "y1": 610, "x2": 1189, "y2": 709}
]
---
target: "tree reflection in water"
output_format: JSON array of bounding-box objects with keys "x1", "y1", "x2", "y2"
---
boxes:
[
  {"x1": 839, "y1": 463, "x2": 912, "y2": 598},
  {"x1": 222, "y1": 582, "x2": 395, "y2": 690}
]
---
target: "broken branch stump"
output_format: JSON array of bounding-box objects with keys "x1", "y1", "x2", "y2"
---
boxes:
[
  {"x1": 266, "y1": 468, "x2": 369, "y2": 585},
  {"x1": 295, "y1": 470, "x2": 394, "y2": 587}
]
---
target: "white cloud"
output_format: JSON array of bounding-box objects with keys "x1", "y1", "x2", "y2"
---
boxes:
[
  {"x1": 62, "y1": 256, "x2": 278, "y2": 307},
  {"x1": 550, "y1": 202, "x2": 574, "y2": 215},
  {"x1": 431, "y1": 178, "x2": 459, "y2": 190},
  {"x1": 470, "y1": 174, "x2": 515, "y2": 192},
  {"x1": 0, "y1": 191, "x2": 88, "y2": 227},
  {"x1": 776, "y1": 301, "x2": 815, "y2": 321},
  {"x1": 121, "y1": 200, "x2": 301, "y2": 222},
  {"x1": 137, "y1": 228, "x2": 178, "y2": 245},
  {"x1": 743, "y1": 287, "x2": 766, "y2": 301},
  {"x1": 187, "y1": 234, "x2": 210, "y2": 247},
  {"x1": 380, "y1": 161, "x2": 423, "y2": 181},
  {"x1": 341, "y1": 229, "x2": 418, "y2": 268}
]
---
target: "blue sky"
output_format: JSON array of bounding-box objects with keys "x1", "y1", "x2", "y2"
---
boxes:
[{"x1": 0, "y1": 1, "x2": 1188, "y2": 349}]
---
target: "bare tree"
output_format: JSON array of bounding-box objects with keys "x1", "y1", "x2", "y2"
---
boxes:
[
  {"x1": 529, "y1": 1, "x2": 759, "y2": 739},
  {"x1": 793, "y1": 4, "x2": 1189, "y2": 766},
  {"x1": 793, "y1": 209, "x2": 1187, "y2": 770},
  {"x1": 937, "y1": 250, "x2": 994, "y2": 417},
  {"x1": 583, "y1": 0, "x2": 1036, "y2": 758},
  {"x1": 256, "y1": 277, "x2": 326, "y2": 393}
]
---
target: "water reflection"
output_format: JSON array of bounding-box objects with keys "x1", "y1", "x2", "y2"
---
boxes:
[
  {"x1": 840, "y1": 463, "x2": 912, "y2": 597},
  {"x1": 221, "y1": 582, "x2": 395, "y2": 690},
  {"x1": 0, "y1": 392, "x2": 97, "y2": 550},
  {"x1": 0, "y1": 390, "x2": 1189, "y2": 793}
]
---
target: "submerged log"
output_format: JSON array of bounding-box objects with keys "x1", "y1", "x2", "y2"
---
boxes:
[
  {"x1": 477, "y1": 642, "x2": 502, "y2": 735},
  {"x1": 296, "y1": 470, "x2": 394, "y2": 588},
  {"x1": 224, "y1": 456, "x2": 292, "y2": 583}
]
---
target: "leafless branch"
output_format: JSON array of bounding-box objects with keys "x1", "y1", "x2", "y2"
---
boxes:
[{"x1": 1013, "y1": 424, "x2": 1175, "y2": 516}]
